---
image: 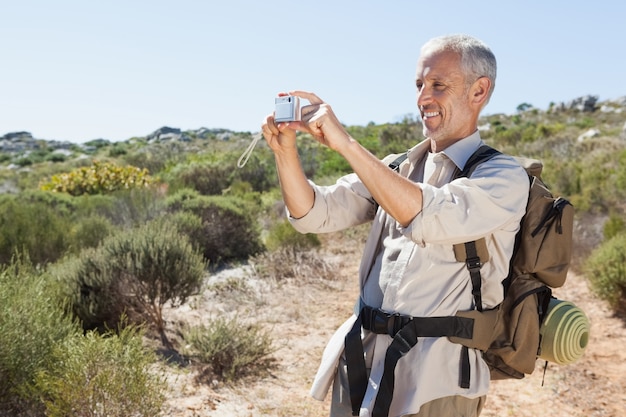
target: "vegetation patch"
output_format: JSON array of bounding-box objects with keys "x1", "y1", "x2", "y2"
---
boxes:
[
  {"x1": 182, "y1": 316, "x2": 276, "y2": 384},
  {"x1": 585, "y1": 233, "x2": 626, "y2": 313}
]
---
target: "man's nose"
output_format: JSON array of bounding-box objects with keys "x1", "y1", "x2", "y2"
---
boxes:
[{"x1": 417, "y1": 86, "x2": 432, "y2": 107}]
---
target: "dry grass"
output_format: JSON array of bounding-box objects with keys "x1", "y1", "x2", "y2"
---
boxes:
[{"x1": 160, "y1": 223, "x2": 626, "y2": 417}]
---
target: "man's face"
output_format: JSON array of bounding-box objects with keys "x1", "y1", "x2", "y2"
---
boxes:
[{"x1": 415, "y1": 49, "x2": 477, "y2": 149}]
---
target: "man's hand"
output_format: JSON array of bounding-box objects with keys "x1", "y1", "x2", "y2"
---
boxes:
[
  {"x1": 280, "y1": 91, "x2": 353, "y2": 153},
  {"x1": 261, "y1": 96, "x2": 297, "y2": 155},
  {"x1": 260, "y1": 92, "x2": 315, "y2": 219}
]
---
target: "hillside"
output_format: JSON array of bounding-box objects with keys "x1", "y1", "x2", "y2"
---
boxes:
[{"x1": 1, "y1": 94, "x2": 625, "y2": 416}]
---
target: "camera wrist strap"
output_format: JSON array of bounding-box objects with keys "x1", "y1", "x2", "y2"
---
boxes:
[{"x1": 237, "y1": 132, "x2": 264, "y2": 168}]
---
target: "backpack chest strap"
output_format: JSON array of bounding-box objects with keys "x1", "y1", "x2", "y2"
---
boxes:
[
  {"x1": 344, "y1": 305, "x2": 476, "y2": 416},
  {"x1": 361, "y1": 306, "x2": 475, "y2": 338}
]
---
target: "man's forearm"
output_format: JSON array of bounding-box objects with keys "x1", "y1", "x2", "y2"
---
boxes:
[
  {"x1": 337, "y1": 139, "x2": 423, "y2": 227},
  {"x1": 274, "y1": 149, "x2": 315, "y2": 219}
]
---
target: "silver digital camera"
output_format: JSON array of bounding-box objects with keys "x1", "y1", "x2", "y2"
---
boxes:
[{"x1": 274, "y1": 96, "x2": 301, "y2": 123}]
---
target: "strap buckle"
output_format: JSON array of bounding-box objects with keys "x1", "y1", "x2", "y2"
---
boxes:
[
  {"x1": 466, "y1": 256, "x2": 482, "y2": 273},
  {"x1": 388, "y1": 313, "x2": 411, "y2": 337},
  {"x1": 368, "y1": 308, "x2": 411, "y2": 337}
]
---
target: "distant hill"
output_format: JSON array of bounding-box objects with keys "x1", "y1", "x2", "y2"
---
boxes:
[{"x1": 2, "y1": 95, "x2": 625, "y2": 154}]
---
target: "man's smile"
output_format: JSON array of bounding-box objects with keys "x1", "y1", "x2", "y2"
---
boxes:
[{"x1": 422, "y1": 111, "x2": 440, "y2": 120}]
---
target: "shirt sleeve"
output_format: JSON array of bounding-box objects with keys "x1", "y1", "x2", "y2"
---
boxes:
[
  {"x1": 288, "y1": 174, "x2": 377, "y2": 234},
  {"x1": 289, "y1": 153, "x2": 406, "y2": 234},
  {"x1": 405, "y1": 153, "x2": 529, "y2": 246}
]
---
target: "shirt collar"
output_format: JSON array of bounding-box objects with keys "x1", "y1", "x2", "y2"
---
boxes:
[
  {"x1": 439, "y1": 130, "x2": 483, "y2": 171},
  {"x1": 405, "y1": 130, "x2": 484, "y2": 171}
]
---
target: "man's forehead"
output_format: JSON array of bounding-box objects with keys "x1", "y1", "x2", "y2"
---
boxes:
[{"x1": 416, "y1": 50, "x2": 463, "y2": 78}]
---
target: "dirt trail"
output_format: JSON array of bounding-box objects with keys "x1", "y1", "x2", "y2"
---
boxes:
[{"x1": 163, "y1": 244, "x2": 626, "y2": 417}]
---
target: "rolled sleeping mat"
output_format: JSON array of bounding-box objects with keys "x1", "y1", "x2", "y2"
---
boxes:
[{"x1": 539, "y1": 298, "x2": 590, "y2": 365}]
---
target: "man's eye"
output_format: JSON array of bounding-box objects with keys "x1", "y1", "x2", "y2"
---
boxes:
[{"x1": 416, "y1": 82, "x2": 423, "y2": 90}]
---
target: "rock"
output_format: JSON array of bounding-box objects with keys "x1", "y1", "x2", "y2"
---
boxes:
[
  {"x1": 568, "y1": 95, "x2": 599, "y2": 112},
  {"x1": 577, "y1": 128, "x2": 601, "y2": 142},
  {"x1": 146, "y1": 126, "x2": 182, "y2": 142},
  {"x1": 1, "y1": 131, "x2": 33, "y2": 141}
]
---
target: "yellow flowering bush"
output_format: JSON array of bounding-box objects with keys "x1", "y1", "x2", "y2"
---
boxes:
[{"x1": 40, "y1": 161, "x2": 153, "y2": 195}]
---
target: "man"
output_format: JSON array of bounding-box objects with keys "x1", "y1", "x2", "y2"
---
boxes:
[{"x1": 261, "y1": 34, "x2": 529, "y2": 417}]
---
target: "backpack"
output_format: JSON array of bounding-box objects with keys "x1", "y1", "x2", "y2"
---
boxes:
[
  {"x1": 387, "y1": 145, "x2": 580, "y2": 379},
  {"x1": 445, "y1": 145, "x2": 578, "y2": 379}
]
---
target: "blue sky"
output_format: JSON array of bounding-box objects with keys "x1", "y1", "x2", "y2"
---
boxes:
[{"x1": 2, "y1": 0, "x2": 625, "y2": 143}]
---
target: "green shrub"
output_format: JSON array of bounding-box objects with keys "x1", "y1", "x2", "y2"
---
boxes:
[
  {"x1": 489, "y1": 121, "x2": 565, "y2": 145},
  {"x1": 315, "y1": 145, "x2": 352, "y2": 177},
  {"x1": 231, "y1": 150, "x2": 278, "y2": 192},
  {"x1": 67, "y1": 215, "x2": 116, "y2": 252},
  {"x1": 57, "y1": 248, "x2": 125, "y2": 331},
  {"x1": 44, "y1": 152, "x2": 68, "y2": 163},
  {"x1": 265, "y1": 219, "x2": 320, "y2": 252},
  {"x1": 106, "y1": 187, "x2": 168, "y2": 227},
  {"x1": 0, "y1": 258, "x2": 78, "y2": 415},
  {"x1": 166, "y1": 192, "x2": 263, "y2": 265},
  {"x1": 576, "y1": 151, "x2": 624, "y2": 212},
  {"x1": 70, "y1": 188, "x2": 168, "y2": 229},
  {"x1": 541, "y1": 159, "x2": 581, "y2": 202},
  {"x1": 165, "y1": 148, "x2": 278, "y2": 195},
  {"x1": 104, "y1": 218, "x2": 206, "y2": 330},
  {"x1": 0, "y1": 194, "x2": 73, "y2": 266},
  {"x1": 35, "y1": 325, "x2": 166, "y2": 417},
  {"x1": 20, "y1": 189, "x2": 78, "y2": 214},
  {"x1": 168, "y1": 161, "x2": 233, "y2": 195},
  {"x1": 108, "y1": 143, "x2": 128, "y2": 157},
  {"x1": 159, "y1": 211, "x2": 205, "y2": 252},
  {"x1": 584, "y1": 233, "x2": 626, "y2": 312},
  {"x1": 40, "y1": 160, "x2": 154, "y2": 196},
  {"x1": 604, "y1": 213, "x2": 625, "y2": 240},
  {"x1": 72, "y1": 192, "x2": 118, "y2": 218},
  {"x1": 574, "y1": 116, "x2": 596, "y2": 129},
  {"x1": 183, "y1": 316, "x2": 275, "y2": 383},
  {"x1": 123, "y1": 141, "x2": 186, "y2": 176},
  {"x1": 375, "y1": 117, "x2": 424, "y2": 155},
  {"x1": 14, "y1": 156, "x2": 34, "y2": 167},
  {"x1": 56, "y1": 218, "x2": 206, "y2": 332}
]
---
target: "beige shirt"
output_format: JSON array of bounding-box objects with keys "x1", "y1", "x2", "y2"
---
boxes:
[{"x1": 289, "y1": 131, "x2": 529, "y2": 416}]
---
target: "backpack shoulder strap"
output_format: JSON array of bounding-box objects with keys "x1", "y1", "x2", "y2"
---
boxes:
[
  {"x1": 388, "y1": 145, "x2": 501, "y2": 178},
  {"x1": 454, "y1": 145, "x2": 501, "y2": 179},
  {"x1": 388, "y1": 153, "x2": 408, "y2": 172},
  {"x1": 453, "y1": 145, "x2": 502, "y2": 310}
]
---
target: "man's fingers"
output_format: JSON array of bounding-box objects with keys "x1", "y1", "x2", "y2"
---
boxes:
[
  {"x1": 301, "y1": 103, "x2": 321, "y2": 120},
  {"x1": 289, "y1": 90, "x2": 324, "y2": 105},
  {"x1": 263, "y1": 115, "x2": 279, "y2": 136}
]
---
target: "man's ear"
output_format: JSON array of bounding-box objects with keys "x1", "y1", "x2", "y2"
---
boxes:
[{"x1": 470, "y1": 76, "x2": 491, "y2": 107}]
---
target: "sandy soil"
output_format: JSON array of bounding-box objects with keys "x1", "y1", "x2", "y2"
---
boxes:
[{"x1": 160, "y1": 235, "x2": 626, "y2": 417}]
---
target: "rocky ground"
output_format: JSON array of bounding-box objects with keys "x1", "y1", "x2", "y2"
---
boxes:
[{"x1": 160, "y1": 233, "x2": 626, "y2": 417}]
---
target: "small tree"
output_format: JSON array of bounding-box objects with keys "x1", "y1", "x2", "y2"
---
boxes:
[
  {"x1": 57, "y1": 218, "x2": 206, "y2": 335},
  {"x1": 105, "y1": 218, "x2": 207, "y2": 332}
]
